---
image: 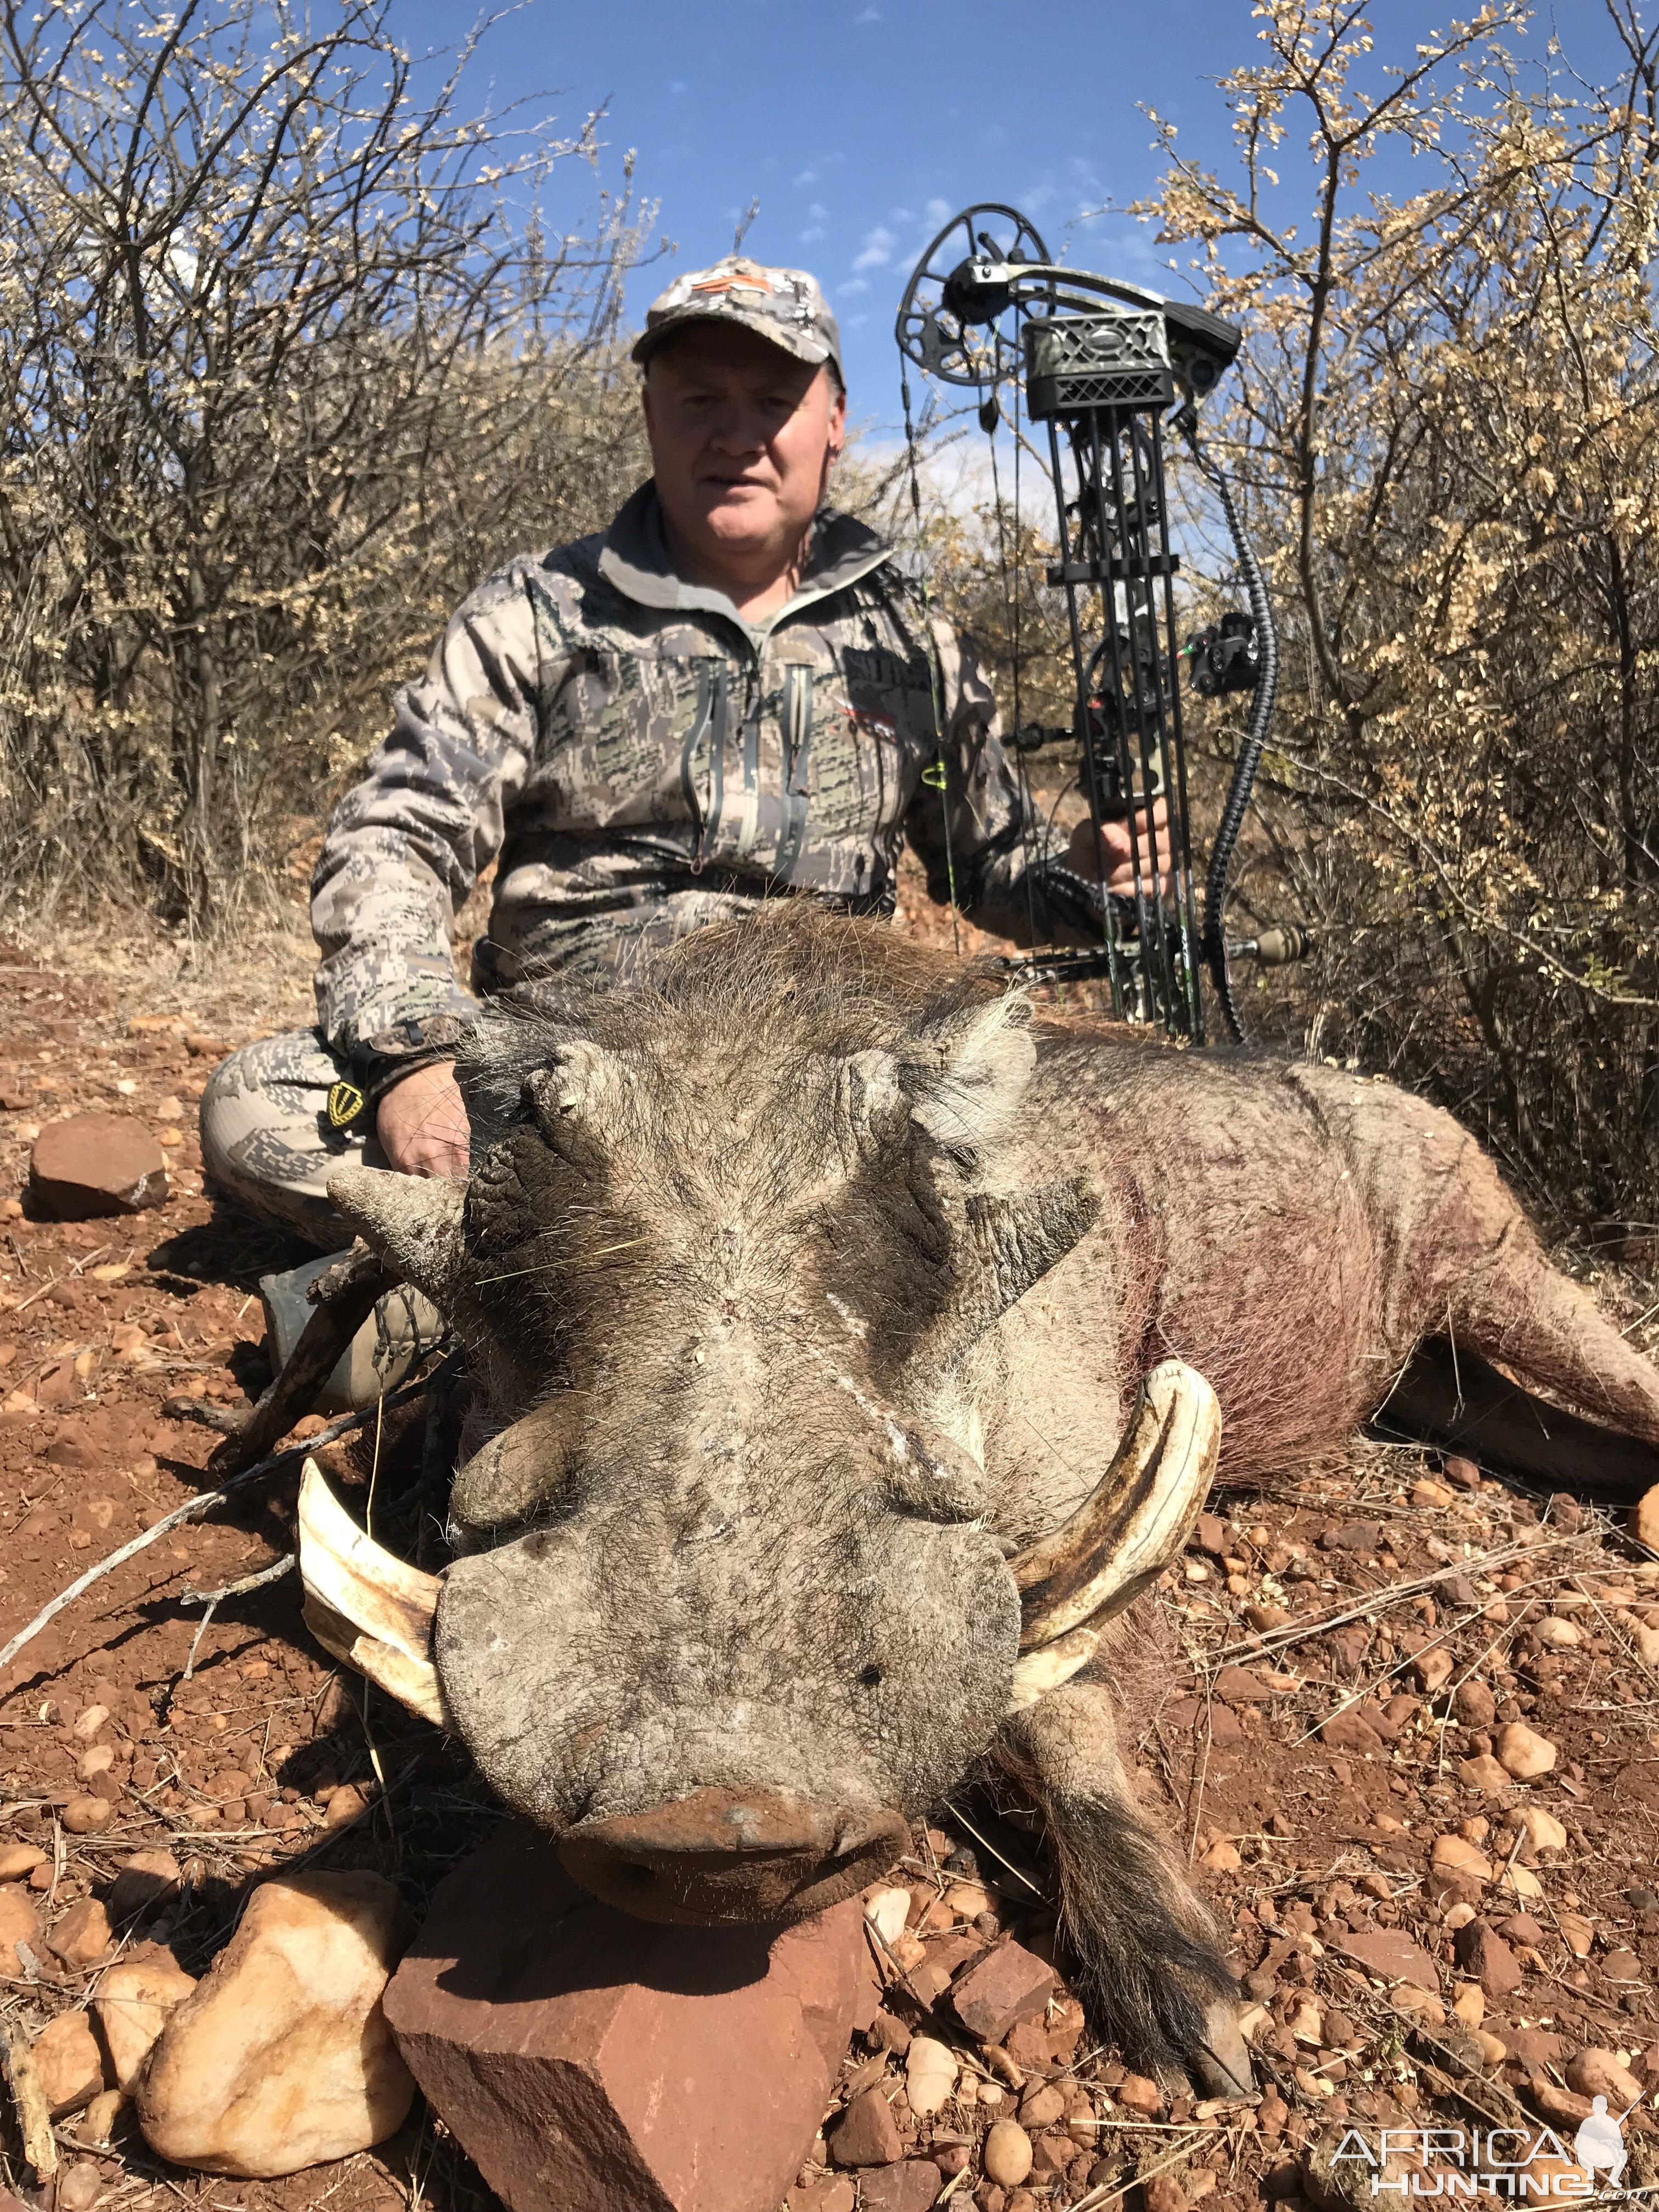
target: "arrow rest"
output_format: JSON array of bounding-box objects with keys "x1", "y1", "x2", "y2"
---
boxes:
[{"x1": 893, "y1": 202, "x2": 1297, "y2": 1042}]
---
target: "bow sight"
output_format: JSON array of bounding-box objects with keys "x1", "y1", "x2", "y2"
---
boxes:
[{"x1": 895, "y1": 203, "x2": 1295, "y2": 1042}]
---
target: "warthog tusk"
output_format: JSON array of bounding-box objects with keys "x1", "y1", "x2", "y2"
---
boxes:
[
  {"x1": 1010, "y1": 1360, "x2": 1221, "y2": 1672},
  {"x1": 1007, "y1": 1626, "x2": 1101, "y2": 1713},
  {"x1": 297, "y1": 1459, "x2": 448, "y2": 1728}
]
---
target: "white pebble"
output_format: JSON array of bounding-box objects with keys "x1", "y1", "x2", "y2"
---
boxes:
[
  {"x1": 905, "y1": 2034, "x2": 958, "y2": 2117},
  {"x1": 863, "y1": 1886, "x2": 911, "y2": 1947}
]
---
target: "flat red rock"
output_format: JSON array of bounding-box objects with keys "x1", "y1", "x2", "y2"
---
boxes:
[
  {"x1": 1530, "y1": 2080, "x2": 1593, "y2": 2125},
  {"x1": 383, "y1": 1822, "x2": 873, "y2": 2212},
  {"x1": 950, "y1": 1939, "x2": 1057, "y2": 2044},
  {"x1": 30, "y1": 1113, "x2": 168, "y2": 1217},
  {"x1": 1320, "y1": 1708, "x2": 1386, "y2": 1757},
  {"x1": 1504, "y1": 2028, "x2": 1564, "y2": 2068},
  {"x1": 1453, "y1": 1919, "x2": 1524, "y2": 1997},
  {"x1": 1338, "y1": 1928, "x2": 1442, "y2": 1992},
  {"x1": 1214, "y1": 1666, "x2": 1286, "y2": 1702},
  {"x1": 1600, "y1": 1949, "x2": 1644, "y2": 1983},
  {"x1": 828, "y1": 2086, "x2": 901, "y2": 2169},
  {"x1": 858, "y1": 2165, "x2": 943, "y2": 2212}
]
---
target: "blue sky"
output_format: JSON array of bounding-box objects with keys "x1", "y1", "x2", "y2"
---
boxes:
[{"x1": 398, "y1": 1, "x2": 1634, "y2": 433}]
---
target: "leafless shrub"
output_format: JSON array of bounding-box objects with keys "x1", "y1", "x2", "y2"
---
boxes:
[
  {"x1": 1130, "y1": 0, "x2": 1659, "y2": 1230},
  {"x1": 0, "y1": 0, "x2": 654, "y2": 934}
]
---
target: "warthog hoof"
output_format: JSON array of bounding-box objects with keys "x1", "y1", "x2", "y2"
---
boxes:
[
  {"x1": 1145, "y1": 1988, "x2": 1255, "y2": 2100},
  {"x1": 1189, "y1": 1993, "x2": 1255, "y2": 2097}
]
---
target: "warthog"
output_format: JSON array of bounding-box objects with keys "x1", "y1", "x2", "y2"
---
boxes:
[{"x1": 300, "y1": 910, "x2": 1659, "y2": 2092}]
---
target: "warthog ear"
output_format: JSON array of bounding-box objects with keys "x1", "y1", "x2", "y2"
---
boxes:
[
  {"x1": 908, "y1": 994, "x2": 1036, "y2": 1155},
  {"x1": 526, "y1": 1044, "x2": 624, "y2": 1167},
  {"x1": 326, "y1": 1166, "x2": 464, "y2": 1309},
  {"x1": 956, "y1": 1175, "x2": 1101, "y2": 1341},
  {"x1": 526, "y1": 1040, "x2": 619, "y2": 1124}
]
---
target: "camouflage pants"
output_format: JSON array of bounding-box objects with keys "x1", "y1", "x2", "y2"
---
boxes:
[{"x1": 199, "y1": 1029, "x2": 392, "y2": 1250}]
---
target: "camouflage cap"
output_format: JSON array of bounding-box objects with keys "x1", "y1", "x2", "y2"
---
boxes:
[{"x1": 632, "y1": 256, "x2": 843, "y2": 379}]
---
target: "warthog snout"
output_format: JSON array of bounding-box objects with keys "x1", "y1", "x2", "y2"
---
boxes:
[{"x1": 557, "y1": 1787, "x2": 910, "y2": 1924}]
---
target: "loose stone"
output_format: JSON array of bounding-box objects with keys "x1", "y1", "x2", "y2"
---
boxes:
[
  {"x1": 984, "y1": 2119, "x2": 1035, "y2": 2187},
  {"x1": 1495, "y1": 1723, "x2": 1557, "y2": 1780}
]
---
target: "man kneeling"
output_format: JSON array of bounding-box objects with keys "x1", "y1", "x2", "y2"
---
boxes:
[{"x1": 203, "y1": 254, "x2": 1144, "y2": 1245}]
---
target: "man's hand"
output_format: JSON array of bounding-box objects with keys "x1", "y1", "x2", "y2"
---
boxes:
[
  {"x1": 376, "y1": 1060, "x2": 471, "y2": 1180},
  {"x1": 1066, "y1": 797, "x2": 1173, "y2": 897}
]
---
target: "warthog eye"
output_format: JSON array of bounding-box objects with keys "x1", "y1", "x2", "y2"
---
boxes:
[{"x1": 858, "y1": 1663, "x2": 884, "y2": 1688}]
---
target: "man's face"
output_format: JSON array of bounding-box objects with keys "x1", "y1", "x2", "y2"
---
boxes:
[{"x1": 642, "y1": 322, "x2": 846, "y2": 580}]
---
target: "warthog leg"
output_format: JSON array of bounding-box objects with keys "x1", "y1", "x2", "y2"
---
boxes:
[
  {"x1": 1447, "y1": 1237, "x2": 1659, "y2": 1457},
  {"x1": 1384, "y1": 1089, "x2": 1659, "y2": 1464},
  {"x1": 998, "y1": 1676, "x2": 1251, "y2": 2096},
  {"x1": 1375, "y1": 1338, "x2": 1659, "y2": 1503}
]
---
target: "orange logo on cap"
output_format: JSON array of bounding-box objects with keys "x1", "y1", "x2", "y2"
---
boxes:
[{"x1": 690, "y1": 268, "x2": 779, "y2": 297}]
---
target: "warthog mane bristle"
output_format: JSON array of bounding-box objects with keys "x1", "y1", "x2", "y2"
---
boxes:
[{"x1": 460, "y1": 905, "x2": 1011, "y2": 1144}]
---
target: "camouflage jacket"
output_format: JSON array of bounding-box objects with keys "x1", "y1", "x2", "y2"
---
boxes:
[{"x1": 311, "y1": 482, "x2": 1066, "y2": 1056}]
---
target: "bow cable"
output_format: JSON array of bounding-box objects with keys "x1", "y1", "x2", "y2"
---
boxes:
[
  {"x1": 1182, "y1": 406, "x2": 1281, "y2": 1043},
  {"x1": 985, "y1": 325, "x2": 1041, "y2": 952},
  {"x1": 899, "y1": 365, "x2": 961, "y2": 956}
]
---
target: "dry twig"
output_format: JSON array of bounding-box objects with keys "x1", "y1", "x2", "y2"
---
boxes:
[
  {"x1": 0, "y1": 1373, "x2": 432, "y2": 1680},
  {"x1": 177, "y1": 1554, "x2": 297, "y2": 1684},
  {"x1": 1212, "y1": 1530, "x2": 1579, "y2": 1667},
  {"x1": 3, "y1": 2027, "x2": 56, "y2": 2181}
]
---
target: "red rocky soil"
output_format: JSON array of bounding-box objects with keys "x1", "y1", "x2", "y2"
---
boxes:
[{"x1": 0, "y1": 883, "x2": 1656, "y2": 2212}]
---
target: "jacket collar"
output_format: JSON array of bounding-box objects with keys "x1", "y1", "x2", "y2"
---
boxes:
[{"x1": 597, "y1": 481, "x2": 892, "y2": 640}]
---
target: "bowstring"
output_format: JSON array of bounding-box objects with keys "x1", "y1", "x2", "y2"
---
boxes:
[
  {"x1": 986, "y1": 325, "x2": 1040, "y2": 951},
  {"x1": 899, "y1": 364, "x2": 960, "y2": 956}
]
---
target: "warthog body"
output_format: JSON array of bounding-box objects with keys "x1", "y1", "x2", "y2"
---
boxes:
[{"x1": 329, "y1": 910, "x2": 1659, "y2": 2090}]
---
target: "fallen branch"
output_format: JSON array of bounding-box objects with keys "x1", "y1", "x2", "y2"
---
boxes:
[
  {"x1": 942, "y1": 1798, "x2": 1047, "y2": 1899},
  {"x1": 206, "y1": 1244, "x2": 392, "y2": 1480},
  {"x1": 1328, "y1": 1952, "x2": 1524, "y2": 2132},
  {"x1": 177, "y1": 1555, "x2": 297, "y2": 1611},
  {"x1": 0, "y1": 1369, "x2": 438, "y2": 1681},
  {"x1": 1286, "y1": 1550, "x2": 1590, "y2": 1751},
  {"x1": 1070, "y1": 2135, "x2": 1198, "y2": 2212},
  {"x1": 163, "y1": 1396, "x2": 246, "y2": 1436}
]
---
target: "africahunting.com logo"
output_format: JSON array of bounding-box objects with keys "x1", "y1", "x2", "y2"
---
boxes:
[{"x1": 1333, "y1": 2102, "x2": 1649, "y2": 2198}]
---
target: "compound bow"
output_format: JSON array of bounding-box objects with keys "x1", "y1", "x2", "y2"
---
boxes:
[{"x1": 894, "y1": 202, "x2": 1299, "y2": 1043}]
